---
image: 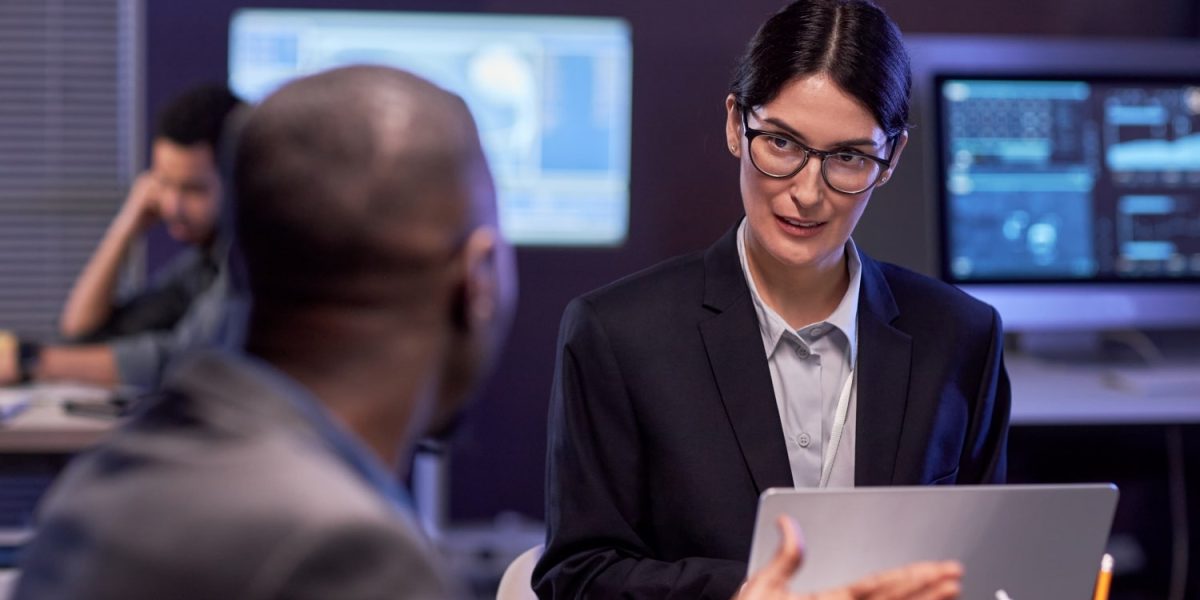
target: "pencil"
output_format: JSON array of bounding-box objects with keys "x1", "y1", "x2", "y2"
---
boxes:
[{"x1": 1093, "y1": 553, "x2": 1113, "y2": 600}]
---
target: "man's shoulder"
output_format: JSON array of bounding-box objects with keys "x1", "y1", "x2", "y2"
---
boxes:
[
  {"x1": 39, "y1": 347, "x2": 404, "y2": 545},
  {"x1": 38, "y1": 399, "x2": 398, "y2": 527},
  {"x1": 266, "y1": 516, "x2": 449, "y2": 600},
  {"x1": 18, "y1": 398, "x2": 440, "y2": 599}
]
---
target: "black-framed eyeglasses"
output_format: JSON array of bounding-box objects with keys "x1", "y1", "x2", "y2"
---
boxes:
[{"x1": 740, "y1": 109, "x2": 898, "y2": 195}]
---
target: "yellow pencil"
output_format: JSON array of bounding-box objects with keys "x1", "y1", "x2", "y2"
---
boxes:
[{"x1": 1093, "y1": 553, "x2": 1113, "y2": 600}]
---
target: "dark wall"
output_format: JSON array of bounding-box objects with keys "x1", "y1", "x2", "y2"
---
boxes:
[{"x1": 145, "y1": 0, "x2": 1197, "y2": 524}]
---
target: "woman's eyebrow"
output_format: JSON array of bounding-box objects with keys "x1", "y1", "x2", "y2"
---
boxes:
[{"x1": 761, "y1": 115, "x2": 881, "y2": 150}]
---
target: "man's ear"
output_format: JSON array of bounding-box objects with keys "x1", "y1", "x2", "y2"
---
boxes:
[{"x1": 454, "y1": 226, "x2": 498, "y2": 333}]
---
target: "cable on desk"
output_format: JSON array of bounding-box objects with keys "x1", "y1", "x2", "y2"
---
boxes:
[{"x1": 1166, "y1": 424, "x2": 1188, "y2": 600}]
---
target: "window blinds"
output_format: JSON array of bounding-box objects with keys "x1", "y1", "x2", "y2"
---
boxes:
[{"x1": 0, "y1": 0, "x2": 139, "y2": 341}]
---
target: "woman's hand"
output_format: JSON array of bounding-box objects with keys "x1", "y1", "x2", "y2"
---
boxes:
[{"x1": 735, "y1": 516, "x2": 963, "y2": 600}]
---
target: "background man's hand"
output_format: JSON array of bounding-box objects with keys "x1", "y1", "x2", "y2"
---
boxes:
[
  {"x1": 736, "y1": 516, "x2": 963, "y2": 600},
  {"x1": 116, "y1": 171, "x2": 164, "y2": 233}
]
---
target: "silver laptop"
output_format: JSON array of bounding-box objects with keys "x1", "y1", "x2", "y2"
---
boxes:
[{"x1": 747, "y1": 484, "x2": 1118, "y2": 600}]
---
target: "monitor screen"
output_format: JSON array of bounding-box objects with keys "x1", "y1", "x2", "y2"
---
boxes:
[
  {"x1": 229, "y1": 9, "x2": 632, "y2": 246},
  {"x1": 936, "y1": 75, "x2": 1200, "y2": 284}
]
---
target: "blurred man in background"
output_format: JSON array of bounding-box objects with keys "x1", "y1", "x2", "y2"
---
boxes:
[{"x1": 0, "y1": 85, "x2": 244, "y2": 390}]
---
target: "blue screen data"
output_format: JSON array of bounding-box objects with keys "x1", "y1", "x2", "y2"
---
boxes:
[
  {"x1": 938, "y1": 77, "x2": 1200, "y2": 282},
  {"x1": 230, "y1": 10, "x2": 632, "y2": 246}
]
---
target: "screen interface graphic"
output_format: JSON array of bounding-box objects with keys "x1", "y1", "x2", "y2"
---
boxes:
[
  {"x1": 939, "y1": 77, "x2": 1200, "y2": 282},
  {"x1": 231, "y1": 10, "x2": 632, "y2": 246}
]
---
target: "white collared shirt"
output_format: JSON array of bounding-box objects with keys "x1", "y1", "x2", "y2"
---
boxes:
[{"x1": 736, "y1": 219, "x2": 861, "y2": 488}]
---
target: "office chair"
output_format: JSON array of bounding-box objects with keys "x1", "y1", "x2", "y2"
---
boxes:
[{"x1": 496, "y1": 544, "x2": 542, "y2": 600}]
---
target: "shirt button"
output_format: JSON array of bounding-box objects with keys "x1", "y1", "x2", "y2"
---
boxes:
[
  {"x1": 795, "y1": 345, "x2": 810, "y2": 359},
  {"x1": 797, "y1": 432, "x2": 811, "y2": 448},
  {"x1": 809, "y1": 326, "x2": 825, "y2": 337}
]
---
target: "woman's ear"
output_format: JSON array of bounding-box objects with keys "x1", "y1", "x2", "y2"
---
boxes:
[{"x1": 725, "y1": 94, "x2": 742, "y2": 157}]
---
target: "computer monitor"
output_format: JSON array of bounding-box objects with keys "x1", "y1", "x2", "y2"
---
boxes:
[
  {"x1": 897, "y1": 36, "x2": 1200, "y2": 333},
  {"x1": 228, "y1": 9, "x2": 632, "y2": 247}
]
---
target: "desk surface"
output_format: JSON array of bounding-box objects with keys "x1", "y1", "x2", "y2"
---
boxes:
[
  {"x1": 1008, "y1": 354, "x2": 1200, "y2": 425},
  {"x1": 0, "y1": 384, "x2": 116, "y2": 453}
]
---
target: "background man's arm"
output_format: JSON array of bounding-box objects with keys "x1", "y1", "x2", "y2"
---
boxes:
[
  {"x1": 59, "y1": 173, "x2": 160, "y2": 339},
  {"x1": 35, "y1": 346, "x2": 120, "y2": 386},
  {"x1": 0, "y1": 342, "x2": 119, "y2": 387}
]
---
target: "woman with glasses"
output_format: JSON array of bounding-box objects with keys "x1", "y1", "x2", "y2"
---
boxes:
[{"x1": 535, "y1": 0, "x2": 1009, "y2": 598}]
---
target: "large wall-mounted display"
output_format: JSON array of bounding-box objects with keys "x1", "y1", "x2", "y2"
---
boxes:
[{"x1": 230, "y1": 9, "x2": 632, "y2": 246}]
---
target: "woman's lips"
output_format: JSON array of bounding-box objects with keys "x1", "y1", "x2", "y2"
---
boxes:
[{"x1": 775, "y1": 214, "x2": 826, "y2": 237}]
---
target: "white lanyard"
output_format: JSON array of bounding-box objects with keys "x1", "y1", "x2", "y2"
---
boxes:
[{"x1": 818, "y1": 366, "x2": 856, "y2": 487}]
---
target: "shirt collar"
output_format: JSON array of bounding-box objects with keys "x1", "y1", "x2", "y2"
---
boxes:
[
  {"x1": 232, "y1": 352, "x2": 415, "y2": 513},
  {"x1": 736, "y1": 218, "x2": 862, "y2": 366},
  {"x1": 828, "y1": 241, "x2": 862, "y2": 366}
]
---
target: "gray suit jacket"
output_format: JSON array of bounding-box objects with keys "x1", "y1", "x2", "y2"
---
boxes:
[{"x1": 14, "y1": 351, "x2": 454, "y2": 600}]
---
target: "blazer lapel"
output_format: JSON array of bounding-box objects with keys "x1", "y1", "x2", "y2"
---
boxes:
[
  {"x1": 853, "y1": 254, "x2": 913, "y2": 486},
  {"x1": 699, "y1": 227, "x2": 794, "y2": 493}
]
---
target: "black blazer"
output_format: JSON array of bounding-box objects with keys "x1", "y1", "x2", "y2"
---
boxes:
[{"x1": 533, "y1": 226, "x2": 1011, "y2": 600}]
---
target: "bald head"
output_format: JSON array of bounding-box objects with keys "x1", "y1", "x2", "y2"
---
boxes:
[{"x1": 234, "y1": 65, "x2": 495, "y2": 308}]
